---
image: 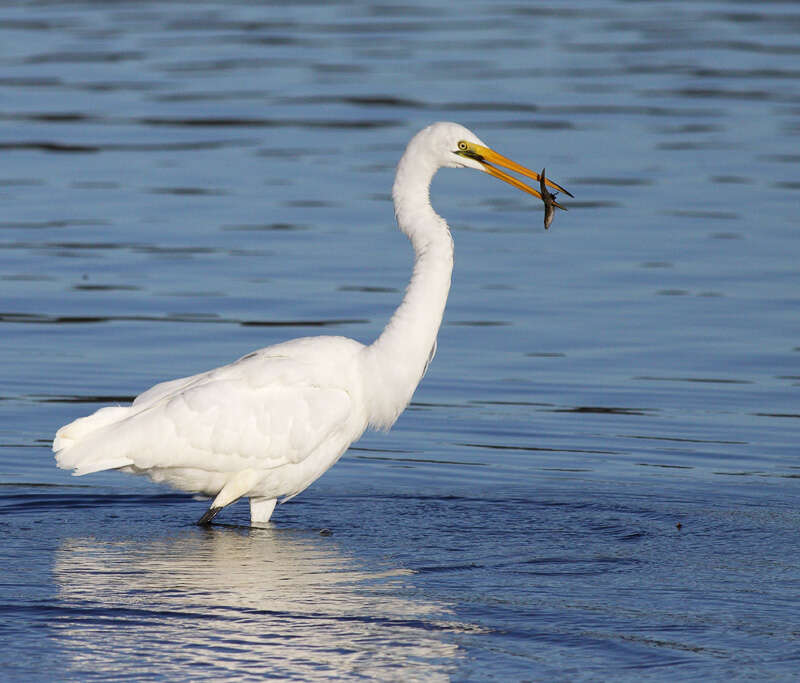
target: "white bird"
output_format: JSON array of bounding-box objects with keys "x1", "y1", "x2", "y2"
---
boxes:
[{"x1": 53, "y1": 122, "x2": 571, "y2": 526}]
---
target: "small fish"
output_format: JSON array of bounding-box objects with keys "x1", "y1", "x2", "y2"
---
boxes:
[{"x1": 539, "y1": 167, "x2": 557, "y2": 230}]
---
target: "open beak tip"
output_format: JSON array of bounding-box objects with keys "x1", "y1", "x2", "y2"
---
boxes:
[{"x1": 550, "y1": 181, "x2": 574, "y2": 199}]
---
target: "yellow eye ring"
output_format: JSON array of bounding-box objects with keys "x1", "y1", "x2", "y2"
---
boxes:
[{"x1": 457, "y1": 141, "x2": 468, "y2": 151}]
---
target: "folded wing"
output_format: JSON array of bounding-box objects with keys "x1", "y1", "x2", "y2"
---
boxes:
[{"x1": 54, "y1": 347, "x2": 356, "y2": 482}]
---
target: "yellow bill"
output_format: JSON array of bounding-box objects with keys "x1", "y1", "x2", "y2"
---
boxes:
[{"x1": 456, "y1": 141, "x2": 572, "y2": 211}]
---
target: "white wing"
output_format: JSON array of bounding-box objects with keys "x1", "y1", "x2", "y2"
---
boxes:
[{"x1": 55, "y1": 337, "x2": 363, "y2": 482}]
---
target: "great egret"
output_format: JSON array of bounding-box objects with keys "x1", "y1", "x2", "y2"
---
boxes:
[{"x1": 53, "y1": 122, "x2": 571, "y2": 526}]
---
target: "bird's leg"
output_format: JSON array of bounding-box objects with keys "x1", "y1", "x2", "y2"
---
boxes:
[
  {"x1": 197, "y1": 506, "x2": 222, "y2": 526},
  {"x1": 250, "y1": 497, "x2": 277, "y2": 525},
  {"x1": 197, "y1": 468, "x2": 261, "y2": 526}
]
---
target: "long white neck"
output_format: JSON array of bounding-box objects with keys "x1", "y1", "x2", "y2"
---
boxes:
[{"x1": 361, "y1": 146, "x2": 454, "y2": 430}]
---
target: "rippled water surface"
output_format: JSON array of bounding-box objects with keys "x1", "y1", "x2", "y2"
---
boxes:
[{"x1": 1, "y1": 1, "x2": 799, "y2": 680}]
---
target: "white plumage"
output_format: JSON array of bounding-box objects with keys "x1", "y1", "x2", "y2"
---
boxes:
[{"x1": 53, "y1": 122, "x2": 570, "y2": 525}]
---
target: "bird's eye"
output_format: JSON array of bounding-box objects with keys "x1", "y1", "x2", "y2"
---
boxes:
[{"x1": 457, "y1": 141, "x2": 469, "y2": 151}]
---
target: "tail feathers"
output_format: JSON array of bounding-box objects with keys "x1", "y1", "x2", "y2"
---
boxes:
[{"x1": 53, "y1": 406, "x2": 134, "y2": 475}]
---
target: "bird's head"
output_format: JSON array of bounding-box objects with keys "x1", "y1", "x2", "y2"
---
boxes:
[{"x1": 419, "y1": 121, "x2": 572, "y2": 209}]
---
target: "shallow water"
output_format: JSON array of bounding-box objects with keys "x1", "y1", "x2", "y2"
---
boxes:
[{"x1": 1, "y1": 0, "x2": 799, "y2": 680}]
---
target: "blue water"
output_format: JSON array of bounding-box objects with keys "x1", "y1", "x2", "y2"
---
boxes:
[{"x1": 1, "y1": 1, "x2": 799, "y2": 680}]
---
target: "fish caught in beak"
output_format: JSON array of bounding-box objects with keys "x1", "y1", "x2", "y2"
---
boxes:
[{"x1": 455, "y1": 140, "x2": 572, "y2": 228}]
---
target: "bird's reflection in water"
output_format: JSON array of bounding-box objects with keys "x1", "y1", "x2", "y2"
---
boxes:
[{"x1": 52, "y1": 525, "x2": 469, "y2": 680}]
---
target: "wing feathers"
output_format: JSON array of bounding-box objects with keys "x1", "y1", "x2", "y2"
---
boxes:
[
  {"x1": 55, "y1": 380, "x2": 353, "y2": 477},
  {"x1": 53, "y1": 336, "x2": 364, "y2": 491}
]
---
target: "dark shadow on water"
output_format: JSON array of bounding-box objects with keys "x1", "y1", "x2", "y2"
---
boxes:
[
  {"x1": 457, "y1": 442, "x2": 620, "y2": 456},
  {"x1": 240, "y1": 318, "x2": 368, "y2": 327},
  {"x1": 621, "y1": 434, "x2": 747, "y2": 446},
  {"x1": 0, "y1": 140, "x2": 255, "y2": 153},
  {"x1": 139, "y1": 116, "x2": 401, "y2": 129},
  {"x1": 447, "y1": 320, "x2": 510, "y2": 327},
  {"x1": 71, "y1": 284, "x2": 140, "y2": 292},
  {"x1": 30, "y1": 395, "x2": 137, "y2": 404},
  {"x1": 0, "y1": 490, "x2": 188, "y2": 516},
  {"x1": 634, "y1": 376, "x2": 753, "y2": 384},
  {"x1": 0, "y1": 312, "x2": 369, "y2": 327},
  {"x1": 0, "y1": 219, "x2": 109, "y2": 230},
  {"x1": 552, "y1": 405, "x2": 653, "y2": 416},
  {"x1": 222, "y1": 222, "x2": 310, "y2": 231},
  {"x1": 339, "y1": 285, "x2": 399, "y2": 293},
  {"x1": 148, "y1": 186, "x2": 227, "y2": 196},
  {"x1": 570, "y1": 176, "x2": 653, "y2": 186}
]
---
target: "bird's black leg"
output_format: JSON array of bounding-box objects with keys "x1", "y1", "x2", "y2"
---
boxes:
[{"x1": 197, "y1": 506, "x2": 222, "y2": 526}]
